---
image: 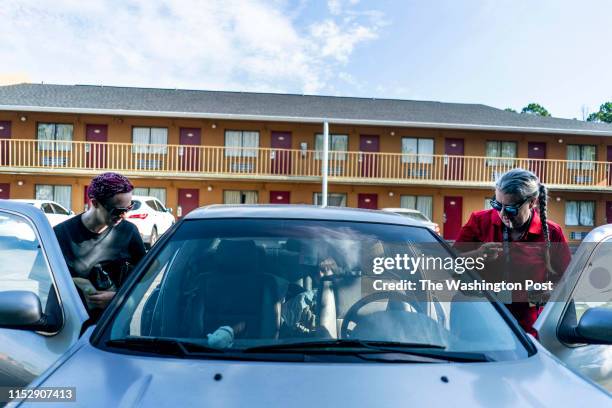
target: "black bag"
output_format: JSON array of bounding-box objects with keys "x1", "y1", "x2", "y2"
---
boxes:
[{"x1": 89, "y1": 264, "x2": 116, "y2": 291}]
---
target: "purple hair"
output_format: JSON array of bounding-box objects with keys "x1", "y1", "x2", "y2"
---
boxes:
[{"x1": 87, "y1": 172, "x2": 134, "y2": 204}]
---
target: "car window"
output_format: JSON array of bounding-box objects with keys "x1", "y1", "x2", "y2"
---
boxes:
[
  {"x1": 131, "y1": 200, "x2": 142, "y2": 211},
  {"x1": 153, "y1": 200, "x2": 166, "y2": 212},
  {"x1": 50, "y1": 203, "x2": 70, "y2": 215},
  {"x1": 398, "y1": 212, "x2": 429, "y2": 221},
  {"x1": 106, "y1": 219, "x2": 528, "y2": 361},
  {"x1": 571, "y1": 237, "x2": 612, "y2": 320},
  {"x1": 40, "y1": 203, "x2": 54, "y2": 214},
  {"x1": 145, "y1": 200, "x2": 159, "y2": 211},
  {"x1": 0, "y1": 211, "x2": 53, "y2": 309}
]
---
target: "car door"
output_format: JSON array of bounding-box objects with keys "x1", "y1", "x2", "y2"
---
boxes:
[
  {"x1": 0, "y1": 201, "x2": 88, "y2": 387},
  {"x1": 534, "y1": 224, "x2": 612, "y2": 392}
]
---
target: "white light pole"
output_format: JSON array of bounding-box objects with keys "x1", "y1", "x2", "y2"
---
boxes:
[{"x1": 321, "y1": 121, "x2": 329, "y2": 207}]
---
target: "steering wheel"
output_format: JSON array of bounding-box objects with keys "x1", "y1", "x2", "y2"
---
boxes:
[{"x1": 340, "y1": 291, "x2": 425, "y2": 339}]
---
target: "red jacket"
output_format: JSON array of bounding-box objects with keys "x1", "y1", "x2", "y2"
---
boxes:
[
  {"x1": 454, "y1": 209, "x2": 571, "y2": 298},
  {"x1": 454, "y1": 209, "x2": 572, "y2": 336}
]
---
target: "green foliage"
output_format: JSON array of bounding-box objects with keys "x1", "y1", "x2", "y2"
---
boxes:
[
  {"x1": 504, "y1": 108, "x2": 517, "y2": 113},
  {"x1": 586, "y1": 102, "x2": 612, "y2": 123},
  {"x1": 521, "y1": 103, "x2": 551, "y2": 117}
]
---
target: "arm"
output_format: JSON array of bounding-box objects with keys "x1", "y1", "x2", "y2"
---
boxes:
[
  {"x1": 549, "y1": 225, "x2": 572, "y2": 279},
  {"x1": 128, "y1": 226, "x2": 147, "y2": 265}
]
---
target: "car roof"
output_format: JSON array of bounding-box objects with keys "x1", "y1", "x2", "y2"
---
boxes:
[
  {"x1": 131, "y1": 196, "x2": 160, "y2": 202},
  {"x1": 10, "y1": 199, "x2": 56, "y2": 205},
  {"x1": 381, "y1": 207, "x2": 421, "y2": 214},
  {"x1": 185, "y1": 204, "x2": 423, "y2": 227},
  {"x1": 0, "y1": 199, "x2": 59, "y2": 220}
]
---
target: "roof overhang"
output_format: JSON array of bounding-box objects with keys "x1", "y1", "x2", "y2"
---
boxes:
[{"x1": 2, "y1": 104, "x2": 612, "y2": 137}]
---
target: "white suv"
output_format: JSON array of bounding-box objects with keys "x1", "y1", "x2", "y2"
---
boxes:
[
  {"x1": 10, "y1": 199, "x2": 75, "y2": 227},
  {"x1": 125, "y1": 196, "x2": 175, "y2": 247}
]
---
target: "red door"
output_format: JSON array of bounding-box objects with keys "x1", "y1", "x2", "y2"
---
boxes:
[
  {"x1": 528, "y1": 142, "x2": 547, "y2": 182},
  {"x1": 360, "y1": 135, "x2": 379, "y2": 177},
  {"x1": 607, "y1": 201, "x2": 612, "y2": 224},
  {"x1": 180, "y1": 128, "x2": 202, "y2": 172},
  {"x1": 607, "y1": 146, "x2": 612, "y2": 186},
  {"x1": 270, "y1": 191, "x2": 290, "y2": 204},
  {"x1": 443, "y1": 196, "x2": 463, "y2": 240},
  {"x1": 444, "y1": 139, "x2": 464, "y2": 180},
  {"x1": 0, "y1": 183, "x2": 9, "y2": 199},
  {"x1": 177, "y1": 188, "x2": 199, "y2": 218},
  {"x1": 358, "y1": 193, "x2": 378, "y2": 209},
  {"x1": 0, "y1": 121, "x2": 11, "y2": 166},
  {"x1": 86, "y1": 125, "x2": 108, "y2": 169},
  {"x1": 271, "y1": 132, "x2": 292, "y2": 175}
]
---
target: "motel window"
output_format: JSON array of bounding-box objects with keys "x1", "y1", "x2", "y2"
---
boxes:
[
  {"x1": 400, "y1": 195, "x2": 433, "y2": 220},
  {"x1": 132, "y1": 127, "x2": 168, "y2": 154},
  {"x1": 565, "y1": 200, "x2": 595, "y2": 226},
  {"x1": 313, "y1": 193, "x2": 346, "y2": 207},
  {"x1": 315, "y1": 134, "x2": 348, "y2": 160},
  {"x1": 225, "y1": 131, "x2": 259, "y2": 158},
  {"x1": 35, "y1": 185, "x2": 72, "y2": 212},
  {"x1": 567, "y1": 145, "x2": 596, "y2": 170},
  {"x1": 223, "y1": 190, "x2": 258, "y2": 204},
  {"x1": 485, "y1": 141, "x2": 517, "y2": 166},
  {"x1": 37, "y1": 123, "x2": 73, "y2": 151},
  {"x1": 401, "y1": 138, "x2": 434, "y2": 164},
  {"x1": 313, "y1": 193, "x2": 347, "y2": 207},
  {"x1": 133, "y1": 187, "x2": 167, "y2": 206}
]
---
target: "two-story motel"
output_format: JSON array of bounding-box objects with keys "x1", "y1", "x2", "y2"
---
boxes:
[{"x1": 1, "y1": 83, "x2": 611, "y2": 241}]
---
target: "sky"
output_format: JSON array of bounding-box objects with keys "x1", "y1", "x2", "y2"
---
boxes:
[{"x1": 0, "y1": 0, "x2": 610, "y2": 119}]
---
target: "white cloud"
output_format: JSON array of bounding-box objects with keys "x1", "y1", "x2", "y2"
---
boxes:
[{"x1": 0, "y1": 0, "x2": 385, "y2": 94}]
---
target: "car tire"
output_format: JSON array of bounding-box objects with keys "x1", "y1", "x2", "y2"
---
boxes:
[{"x1": 149, "y1": 227, "x2": 158, "y2": 247}]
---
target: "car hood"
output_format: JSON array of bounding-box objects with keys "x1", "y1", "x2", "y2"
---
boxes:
[{"x1": 28, "y1": 338, "x2": 609, "y2": 407}]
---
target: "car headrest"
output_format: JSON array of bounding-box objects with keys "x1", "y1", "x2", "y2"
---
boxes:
[{"x1": 215, "y1": 240, "x2": 258, "y2": 274}]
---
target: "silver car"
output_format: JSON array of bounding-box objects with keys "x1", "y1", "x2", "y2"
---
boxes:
[
  {"x1": 0, "y1": 202, "x2": 610, "y2": 406},
  {"x1": 535, "y1": 223, "x2": 612, "y2": 391}
]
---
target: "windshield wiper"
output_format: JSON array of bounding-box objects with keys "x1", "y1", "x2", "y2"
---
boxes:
[
  {"x1": 106, "y1": 337, "x2": 223, "y2": 356},
  {"x1": 244, "y1": 339, "x2": 444, "y2": 352},
  {"x1": 105, "y1": 336, "x2": 307, "y2": 362},
  {"x1": 243, "y1": 339, "x2": 492, "y2": 362}
]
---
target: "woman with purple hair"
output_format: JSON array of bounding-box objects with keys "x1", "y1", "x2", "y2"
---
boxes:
[{"x1": 54, "y1": 172, "x2": 146, "y2": 320}]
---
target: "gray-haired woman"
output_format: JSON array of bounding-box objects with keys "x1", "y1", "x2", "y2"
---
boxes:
[{"x1": 454, "y1": 168, "x2": 571, "y2": 337}]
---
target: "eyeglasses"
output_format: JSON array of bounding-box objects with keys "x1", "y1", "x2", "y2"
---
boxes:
[
  {"x1": 489, "y1": 197, "x2": 529, "y2": 217},
  {"x1": 102, "y1": 200, "x2": 135, "y2": 217}
]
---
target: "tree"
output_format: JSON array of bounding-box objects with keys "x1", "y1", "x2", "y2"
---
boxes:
[
  {"x1": 521, "y1": 103, "x2": 551, "y2": 117},
  {"x1": 586, "y1": 102, "x2": 612, "y2": 123},
  {"x1": 504, "y1": 107, "x2": 517, "y2": 113}
]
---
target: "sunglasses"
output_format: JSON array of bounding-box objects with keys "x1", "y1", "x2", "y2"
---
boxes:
[
  {"x1": 489, "y1": 197, "x2": 529, "y2": 217},
  {"x1": 102, "y1": 200, "x2": 135, "y2": 217}
]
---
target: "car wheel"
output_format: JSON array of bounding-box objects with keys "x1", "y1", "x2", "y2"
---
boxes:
[{"x1": 150, "y1": 227, "x2": 158, "y2": 247}]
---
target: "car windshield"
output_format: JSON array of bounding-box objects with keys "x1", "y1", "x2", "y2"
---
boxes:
[{"x1": 104, "y1": 218, "x2": 528, "y2": 361}]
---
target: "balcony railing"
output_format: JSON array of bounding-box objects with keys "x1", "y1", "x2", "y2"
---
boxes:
[{"x1": 0, "y1": 139, "x2": 610, "y2": 190}]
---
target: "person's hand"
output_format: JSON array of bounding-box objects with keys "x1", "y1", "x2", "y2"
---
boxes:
[
  {"x1": 477, "y1": 242, "x2": 504, "y2": 261},
  {"x1": 86, "y1": 290, "x2": 116, "y2": 309}
]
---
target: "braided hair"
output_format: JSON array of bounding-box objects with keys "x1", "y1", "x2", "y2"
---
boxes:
[{"x1": 496, "y1": 168, "x2": 556, "y2": 277}]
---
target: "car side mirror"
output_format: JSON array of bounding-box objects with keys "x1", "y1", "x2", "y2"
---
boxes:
[
  {"x1": 69, "y1": 210, "x2": 75, "y2": 215},
  {"x1": 560, "y1": 307, "x2": 612, "y2": 345},
  {"x1": 0, "y1": 291, "x2": 59, "y2": 333},
  {"x1": 167, "y1": 208, "x2": 173, "y2": 214}
]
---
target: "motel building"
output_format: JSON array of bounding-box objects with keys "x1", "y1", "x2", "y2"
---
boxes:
[{"x1": 0, "y1": 83, "x2": 611, "y2": 243}]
